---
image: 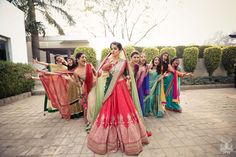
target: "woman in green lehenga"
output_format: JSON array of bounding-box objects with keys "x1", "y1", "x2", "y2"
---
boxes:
[{"x1": 144, "y1": 56, "x2": 165, "y2": 117}]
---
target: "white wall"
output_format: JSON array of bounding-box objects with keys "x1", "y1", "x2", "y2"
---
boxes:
[{"x1": 0, "y1": 0, "x2": 28, "y2": 63}]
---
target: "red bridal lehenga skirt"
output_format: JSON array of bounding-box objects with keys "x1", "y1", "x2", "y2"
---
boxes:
[{"x1": 87, "y1": 80, "x2": 149, "y2": 155}]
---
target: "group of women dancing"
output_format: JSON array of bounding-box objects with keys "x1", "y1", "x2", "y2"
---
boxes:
[{"x1": 29, "y1": 41, "x2": 191, "y2": 155}]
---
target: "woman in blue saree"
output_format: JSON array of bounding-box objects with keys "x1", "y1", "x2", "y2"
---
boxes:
[{"x1": 136, "y1": 52, "x2": 150, "y2": 116}]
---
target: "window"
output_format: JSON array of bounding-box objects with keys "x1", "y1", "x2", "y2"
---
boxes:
[{"x1": 0, "y1": 36, "x2": 10, "y2": 61}]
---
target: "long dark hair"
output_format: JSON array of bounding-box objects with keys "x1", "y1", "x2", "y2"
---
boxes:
[
  {"x1": 130, "y1": 51, "x2": 140, "y2": 79},
  {"x1": 110, "y1": 41, "x2": 123, "y2": 50},
  {"x1": 171, "y1": 56, "x2": 179, "y2": 70},
  {"x1": 151, "y1": 56, "x2": 161, "y2": 74},
  {"x1": 76, "y1": 52, "x2": 84, "y2": 60},
  {"x1": 67, "y1": 57, "x2": 77, "y2": 70},
  {"x1": 54, "y1": 54, "x2": 61, "y2": 64},
  {"x1": 160, "y1": 52, "x2": 169, "y2": 73}
]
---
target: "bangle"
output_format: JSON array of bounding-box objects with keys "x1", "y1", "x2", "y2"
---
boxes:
[{"x1": 126, "y1": 75, "x2": 131, "y2": 80}]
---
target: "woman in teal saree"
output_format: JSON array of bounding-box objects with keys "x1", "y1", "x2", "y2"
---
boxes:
[
  {"x1": 144, "y1": 56, "x2": 165, "y2": 117},
  {"x1": 87, "y1": 42, "x2": 149, "y2": 155},
  {"x1": 164, "y1": 57, "x2": 190, "y2": 112}
]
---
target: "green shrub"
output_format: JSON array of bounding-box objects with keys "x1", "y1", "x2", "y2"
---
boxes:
[
  {"x1": 175, "y1": 46, "x2": 186, "y2": 58},
  {"x1": 134, "y1": 46, "x2": 144, "y2": 53},
  {"x1": 204, "y1": 47, "x2": 222, "y2": 76},
  {"x1": 183, "y1": 47, "x2": 199, "y2": 72},
  {"x1": 142, "y1": 47, "x2": 160, "y2": 63},
  {"x1": 124, "y1": 45, "x2": 135, "y2": 59},
  {"x1": 73, "y1": 47, "x2": 97, "y2": 67},
  {"x1": 222, "y1": 46, "x2": 236, "y2": 76},
  {"x1": 182, "y1": 76, "x2": 234, "y2": 85},
  {"x1": 101, "y1": 48, "x2": 110, "y2": 61},
  {"x1": 0, "y1": 61, "x2": 34, "y2": 99},
  {"x1": 160, "y1": 47, "x2": 176, "y2": 59},
  {"x1": 198, "y1": 45, "x2": 212, "y2": 58},
  {"x1": 156, "y1": 46, "x2": 166, "y2": 51}
]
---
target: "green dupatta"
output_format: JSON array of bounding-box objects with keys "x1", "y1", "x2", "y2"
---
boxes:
[{"x1": 93, "y1": 50, "x2": 143, "y2": 122}]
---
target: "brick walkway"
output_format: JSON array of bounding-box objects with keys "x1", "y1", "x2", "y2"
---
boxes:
[{"x1": 0, "y1": 88, "x2": 236, "y2": 157}]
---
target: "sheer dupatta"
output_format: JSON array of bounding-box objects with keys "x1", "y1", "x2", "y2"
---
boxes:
[
  {"x1": 93, "y1": 49, "x2": 143, "y2": 122},
  {"x1": 165, "y1": 70, "x2": 180, "y2": 104}
]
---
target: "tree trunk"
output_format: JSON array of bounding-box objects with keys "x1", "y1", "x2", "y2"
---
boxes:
[
  {"x1": 29, "y1": 0, "x2": 40, "y2": 60},
  {"x1": 31, "y1": 33, "x2": 40, "y2": 60}
]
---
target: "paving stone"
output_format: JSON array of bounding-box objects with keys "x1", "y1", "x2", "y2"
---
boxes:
[{"x1": 0, "y1": 88, "x2": 235, "y2": 156}]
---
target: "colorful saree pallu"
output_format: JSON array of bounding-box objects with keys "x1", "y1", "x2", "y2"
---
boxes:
[
  {"x1": 136, "y1": 68, "x2": 150, "y2": 116},
  {"x1": 40, "y1": 72, "x2": 73, "y2": 119},
  {"x1": 144, "y1": 70, "x2": 165, "y2": 118},
  {"x1": 164, "y1": 70, "x2": 182, "y2": 112},
  {"x1": 43, "y1": 64, "x2": 67, "y2": 112}
]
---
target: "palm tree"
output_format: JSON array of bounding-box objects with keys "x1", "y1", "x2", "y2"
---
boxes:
[{"x1": 7, "y1": 0, "x2": 76, "y2": 60}]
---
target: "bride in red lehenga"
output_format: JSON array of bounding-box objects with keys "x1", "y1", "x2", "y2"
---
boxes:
[{"x1": 87, "y1": 42, "x2": 149, "y2": 155}]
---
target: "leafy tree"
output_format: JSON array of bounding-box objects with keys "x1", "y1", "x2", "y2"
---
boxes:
[
  {"x1": 160, "y1": 47, "x2": 176, "y2": 60},
  {"x1": 8, "y1": 0, "x2": 75, "y2": 60},
  {"x1": 101, "y1": 48, "x2": 110, "y2": 61},
  {"x1": 82, "y1": 0, "x2": 168, "y2": 45},
  {"x1": 142, "y1": 47, "x2": 159, "y2": 63},
  {"x1": 204, "y1": 47, "x2": 222, "y2": 76},
  {"x1": 73, "y1": 47, "x2": 97, "y2": 67},
  {"x1": 183, "y1": 47, "x2": 199, "y2": 73},
  {"x1": 222, "y1": 46, "x2": 236, "y2": 76},
  {"x1": 124, "y1": 45, "x2": 135, "y2": 59}
]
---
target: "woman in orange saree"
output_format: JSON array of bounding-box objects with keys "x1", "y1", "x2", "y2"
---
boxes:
[{"x1": 87, "y1": 42, "x2": 149, "y2": 155}]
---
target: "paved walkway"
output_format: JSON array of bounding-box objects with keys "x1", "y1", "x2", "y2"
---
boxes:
[{"x1": 0, "y1": 88, "x2": 236, "y2": 157}]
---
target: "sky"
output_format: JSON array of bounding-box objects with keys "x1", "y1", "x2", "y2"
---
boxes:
[{"x1": 39, "y1": 0, "x2": 236, "y2": 47}]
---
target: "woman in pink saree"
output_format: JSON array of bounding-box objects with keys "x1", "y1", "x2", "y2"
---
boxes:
[{"x1": 87, "y1": 42, "x2": 149, "y2": 155}]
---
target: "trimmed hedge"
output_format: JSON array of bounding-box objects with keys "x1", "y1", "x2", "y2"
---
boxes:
[
  {"x1": 101, "y1": 48, "x2": 110, "y2": 61},
  {"x1": 134, "y1": 46, "x2": 144, "y2": 53},
  {"x1": 175, "y1": 46, "x2": 186, "y2": 58},
  {"x1": 142, "y1": 47, "x2": 160, "y2": 63},
  {"x1": 73, "y1": 47, "x2": 97, "y2": 67},
  {"x1": 160, "y1": 47, "x2": 176, "y2": 59},
  {"x1": 183, "y1": 47, "x2": 199, "y2": 72},
  {"x1": 124, "y1": 45, "x2": 135, "y2": 59},
  {"x1": 222, "y1": 46, "x2": 236, "y2": 76},
  {"x1": 0, "y1": 61, "x2": 34, "y2": 99},
  {"x1": 198, "y1": 45, "x2": 212, "y2": 58},
  {"x1": 182, "y1": 76, "x2": 234, "y2": 85},
  {"x1": 204, "y1": 47, "x2": 222, "y2": 76},
  {"x1": 156, "y1": 46, "x2": 166, "y2": 51}
]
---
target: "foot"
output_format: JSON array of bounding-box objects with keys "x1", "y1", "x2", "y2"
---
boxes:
[
  {"x1": 146, "y1": 131, "x2": 152, "y2": 137},
  {"x1": 165, "y1": 106, "x2": 173, "y2": 111},
  {"x1": 173, "y1": 108, "x2": 182, "y2": 113}
]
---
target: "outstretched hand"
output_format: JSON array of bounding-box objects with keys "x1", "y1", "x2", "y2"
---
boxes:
[
  {"x1": 62, "y1": 74, "x2": 72, "y2": 81},
  {"x1": 24, "y1": 73, "x2": 33, "y2": 80},
  {"x1": 32, "y1": 58, "x2": 39, "y2": 64},
  {"x1": 185, "y1": 72, "x2": 194, "y2": 77}
]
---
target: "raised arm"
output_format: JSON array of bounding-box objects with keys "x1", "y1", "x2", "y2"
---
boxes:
[
  {"x1": 32, "y1": 58, "x2": 49, "y2": 67},
  {"x1": 101, "y1": 58, "x2": 113, "y2": 71},
  {"x1": 167, "y1": 64, "x2": 186, "y2": 77}
]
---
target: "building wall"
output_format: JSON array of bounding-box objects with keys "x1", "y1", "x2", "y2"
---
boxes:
[{"x1": 0, "y1": 0, "x2": 28, "y2": 63}]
